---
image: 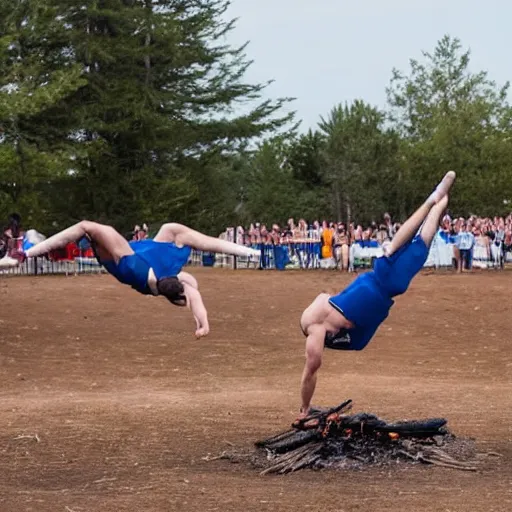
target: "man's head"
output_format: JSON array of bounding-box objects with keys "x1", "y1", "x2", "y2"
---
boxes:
[{"x1": 157, "y1": 277, "x2": 186, "y2": 306}]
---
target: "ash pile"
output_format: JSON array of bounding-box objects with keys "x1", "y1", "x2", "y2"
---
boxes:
[{"x1": 254, "y1": 400, "x2": 478, "y2": 474}]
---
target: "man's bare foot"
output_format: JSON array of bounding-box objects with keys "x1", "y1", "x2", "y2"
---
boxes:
[{"x1": 428, "y1": 171, "x2": 456, "y2": 204}]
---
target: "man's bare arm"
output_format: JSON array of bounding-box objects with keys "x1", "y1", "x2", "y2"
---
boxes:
[
  {"x1": 299, "y1": 323, "x2": 325, "y2": 416},
  {"x1": 182, "y1": 283, "x2": 209, "y2": 338}
]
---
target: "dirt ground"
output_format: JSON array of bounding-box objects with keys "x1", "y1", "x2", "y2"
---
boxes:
[{"x1": 0, "y1": 268, "x2": 511, "y2": 512}]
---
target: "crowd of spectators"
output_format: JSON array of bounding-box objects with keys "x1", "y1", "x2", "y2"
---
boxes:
[
  {"x1": 439, "y1": 215, "x2": 512, "y2": 271},
  {"x1": 2, "y1": 212, "x2": 511, "y2": 273},
  {"x1": 221, "y1": 213, "x2": 512, "y2": 271}
]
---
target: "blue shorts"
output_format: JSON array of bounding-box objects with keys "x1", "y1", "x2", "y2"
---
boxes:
[
  {"x1": 327, "y1": 235, "x2": 429, "y2": 350},
  {"x1": 328, "y1": 273, "x2": 393, "y2": 350},
  {"x1": 373, "y1": 235, "x2": 429, "y2": 297},
  {"x1": 102, "y1": 254, "x2": 151, "y2": 294}
]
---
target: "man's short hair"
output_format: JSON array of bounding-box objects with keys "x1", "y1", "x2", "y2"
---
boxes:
[{"x1": 157, "y1": 277, "x2": 186, "y2": 306}]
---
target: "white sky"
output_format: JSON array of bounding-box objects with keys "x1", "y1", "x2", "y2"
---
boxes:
[{"x1": 224, "y1": 0, "x2": 511, "y2": 131}]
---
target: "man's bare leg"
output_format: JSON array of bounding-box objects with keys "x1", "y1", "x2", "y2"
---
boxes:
[
  {"x1": 154, "y1": 223, "x2": 260, "y2": 258},
  {"x1": 341, "y1": 244, "x2": 349, "y2": 270},
  {"x1": 454, "y1": 246, "x2": 462, "y2": 273},
  {"x1": 418, "y1": 196, "x2": 449, "y2": 246},
  {"x1": 25, "y1": 221, "x2": 133, "y2": 263},
  {"x1": 386, "y1": 171, "x2": 455, "y2": 256}
]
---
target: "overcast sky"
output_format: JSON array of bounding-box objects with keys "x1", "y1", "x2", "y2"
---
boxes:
[{"x1": 223, "y1": 0, "x2": 510, "y2": 132}]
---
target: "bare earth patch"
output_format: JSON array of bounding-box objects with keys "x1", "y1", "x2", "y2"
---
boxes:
[{"x1": 0, "y1": 269, "x2": 511, "y2": 511}]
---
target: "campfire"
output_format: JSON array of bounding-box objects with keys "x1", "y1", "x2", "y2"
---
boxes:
[{"x1": 207, "y1": 400, "x2": 493, "y2": 474}]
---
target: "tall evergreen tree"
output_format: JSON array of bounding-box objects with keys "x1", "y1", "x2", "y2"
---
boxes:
[
  {"x1": 318, "y1": 100, "x2": 398, "y2": 224},
  {"x1": 0, "y1": 0, "x2": 294, "y2": 233}
]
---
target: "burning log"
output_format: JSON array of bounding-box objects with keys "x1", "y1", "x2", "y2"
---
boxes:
[{"x1": 252, "y1": 400, "x2": 479, "y2": 474}]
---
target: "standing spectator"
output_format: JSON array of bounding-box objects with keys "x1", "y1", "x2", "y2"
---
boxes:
[
  {"x1": 503, "y1": 223, "x2": 512, "y2": 265},
  {"x1": 311, "y1": 220, "x2": 321, "y2": 239},
  {"x1": 369, "y1": 221, "x2": 378, "y2": 239},
  {"x1": 333, "y1": 223, "x2": 350, "y2": 271},
  {"x1": 297, "y1": 219, "x2": 308, "y2": 239},
  {"x1": 376, "y1": 224, "x2": 389, "y2": 246},
  {"x1": 383, "y1": 212, "x2": 395, "y2": 240},
  {"x1": 360, "y1": 228, "x2": 375, "y2": 248},
  {"x1": 455, "y1": 222, "x2": 475, "y2": 272},
  {"x1": 352, "y1": 224, "x2": 363, "y2": 244},
  {"x1": 2, "y1": 213, "x2": 25, "y2": 257},
  {"x1": 253, "y1": 223, "x2": 262, "y2": 245},
  {"x1": 439, "y1": 215, "x2": 452, "y2": 243},
  {"x1": 236, "y1": 226, "x2": 245, "y2": 245},
  {"x1": 268, "y1": 224, "x2": 280, "y2": 244},
  {"x1": 259, "y1": 224, "x2": 272, "y2": 269},
  {"x1": 132, "y1": 224, "x2": 148, "y2": 241},
  {"x1": 491, "y1": 218, "x2": 505, "y2": 268},
  {"x1": 320, "y1": 221, "x2": 333, "y2": 259},
  {"x1": 472, "y1": 227, "x2": 491, "y2": 269}
]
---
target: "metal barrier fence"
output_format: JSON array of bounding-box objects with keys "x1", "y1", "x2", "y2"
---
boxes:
[
  {"x1": 0, "y1": 256, "x2": 107, "y2": 276},
  {"x1": 194, "y1": 236, "x2": 512, "y2": 271},
  {"x1": 1, "y1": 236, "x2": 511, "y2": 277}
]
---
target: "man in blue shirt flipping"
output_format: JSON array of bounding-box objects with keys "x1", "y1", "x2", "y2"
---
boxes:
[
  {"x1": 297, "y1": 171, "x2": 456, "y2": 420},
  {"x1": 2, "y1": 221, "x2": 260, "y2": 339}
]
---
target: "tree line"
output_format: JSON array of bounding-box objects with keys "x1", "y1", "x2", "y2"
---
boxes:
[{"x1": 1, "y1": 1, "x2": 511, "y2": 235}]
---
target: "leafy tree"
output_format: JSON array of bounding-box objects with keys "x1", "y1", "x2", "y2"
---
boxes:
[
  {"x1": 387, "y1": 35, "x2": 512, "y2": 216},
  {"x1": 288, "y1": 129, "x2": 326, "y2": 187},
  {"x1": 318, "y1": 100, "x2": 398, "y2": 224}
]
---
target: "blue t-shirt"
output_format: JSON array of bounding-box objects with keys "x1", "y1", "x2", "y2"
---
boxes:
[
  {"x1": 129, "y1": 240, "x2": 191, "y2": 280},
  {"x1": 327, "y1": 272, "x2": 394, "y2": 350},
  {"x1": 103, "y1": 240, "x2": 191, "y2": 295}
]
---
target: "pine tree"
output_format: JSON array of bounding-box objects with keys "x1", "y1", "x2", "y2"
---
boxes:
[{"x1": 0, "y1": 0, "x2": 293, "y2": 233}]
